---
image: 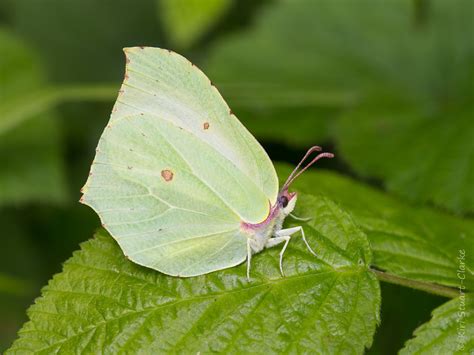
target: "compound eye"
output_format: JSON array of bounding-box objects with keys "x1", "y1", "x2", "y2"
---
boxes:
[{"x1": 279, "y1": 196, "x2": 289, "y2": 208}]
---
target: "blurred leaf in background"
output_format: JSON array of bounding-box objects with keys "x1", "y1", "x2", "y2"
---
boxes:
[
  {"x1": 0, "y1": 29, "x2": 67, "y2": 206},
  {"x1": 205, "y1": 0, "x2": 350, "y2": 146},
  {"x1": 0, "y1": 27, "x2": 67, "y2": 351},
  {"x1": 205, "y1": 0, "x2": 474, "y2": 214},
  {"x1": 5, "y1": 0, "x2": 163, "y2": 83},
  {"x1": 0, "y1": 212, "x2": 45, "y2": 350},
  {"x1": 158, "y1": 0, "x2": 232, "y2": 50},
  {"x1": 336, "y1": 0, "x2": 474, "y2": 215}
]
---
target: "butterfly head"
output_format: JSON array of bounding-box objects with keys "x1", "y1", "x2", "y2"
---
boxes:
[{"x1": 278, "y1": 190, "x2": 297, "y2": 216}]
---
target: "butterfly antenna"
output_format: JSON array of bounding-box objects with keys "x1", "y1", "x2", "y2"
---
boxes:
[
  {"x1": 283, "y1": 146, "x2": 321, "y2": 186},
  {"x1": 282, "y1": 146, "x2": 334, "y2": 191}
]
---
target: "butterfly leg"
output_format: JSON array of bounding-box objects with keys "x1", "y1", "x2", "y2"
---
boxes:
[
  {"x1": 270, "y1": 226, "x2": 317, "y2": 276},
  {"x1": 265, "y1": 235, "x2": 291, "y2": 276},
  {"x1": 289, "y1": 213, "x2": 312, "y2": 222},
  {"x1": 277, "y1": 226, "x2": 317, "y2": 257}
]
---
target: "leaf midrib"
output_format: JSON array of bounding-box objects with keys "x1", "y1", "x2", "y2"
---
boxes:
[
  {"x1": 284, "y1": 272, "x2": 343, "y2": 352},
  {"x1": 334, "y1": 271, "x2": 363, "y2": 354}
]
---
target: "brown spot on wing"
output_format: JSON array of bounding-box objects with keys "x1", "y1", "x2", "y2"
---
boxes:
[
  {"x1": 161, "y1": 169, "x2": 174, "y2": 182},
  {"x1": 203, "y1": 122, "x2": 210, "y2": 130}
]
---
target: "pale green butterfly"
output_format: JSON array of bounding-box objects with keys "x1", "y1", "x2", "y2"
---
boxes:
[{"x1": 80, "y1": 47, "x2": 334, "y2": 279}]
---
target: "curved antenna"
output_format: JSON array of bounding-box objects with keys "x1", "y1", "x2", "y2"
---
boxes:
[{"x1": 282, "y1": 146, "x2": 334, "y2": 191}]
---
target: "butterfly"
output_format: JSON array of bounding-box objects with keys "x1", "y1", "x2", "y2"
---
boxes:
[{"x1": 81, "y1": 47, "x2": 333, "y2": 279}]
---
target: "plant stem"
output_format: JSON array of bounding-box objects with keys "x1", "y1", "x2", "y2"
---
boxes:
[
  {"x1": 0, "y1": 84, "x2": 118, "y2": 135},
  {"x1": 371, "y1": 268, "x2": 460, "y2": 299},
  {"x1": 56, "y1": 84, "x2": 118, "y2": 101}
]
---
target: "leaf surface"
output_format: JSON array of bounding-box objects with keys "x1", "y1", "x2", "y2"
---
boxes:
[
  {"x1": 8, "y1": 196, "x2": 380, "y2": 354},
  {"x1": 277, "y1": 164, "x2": 474, "y2": 290}
]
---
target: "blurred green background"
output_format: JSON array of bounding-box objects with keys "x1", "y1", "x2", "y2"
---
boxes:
[{"x1": 1, "y1": 0, "x2": 472, "y2": 352}]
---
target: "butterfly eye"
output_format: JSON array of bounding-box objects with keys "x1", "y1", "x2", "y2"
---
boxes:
[{"x1": 279, "y1": 196, "x2": 289, "y2": 208}]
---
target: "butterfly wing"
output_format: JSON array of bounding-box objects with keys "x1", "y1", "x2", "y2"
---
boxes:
[{"x1": 81, "y1": 47, "x2": 278, "y2": 276}]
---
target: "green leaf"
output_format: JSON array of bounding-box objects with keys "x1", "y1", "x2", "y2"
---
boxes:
[
  {"x1": 158, "y1": 0, "x2": 232, "y2": 49},
  {"x1": 8, "y1": 197, "x2": 380, "y2": 354},
  {"x1": 336, "y1": 90, "x2": 474, "y2": 215},
  {"x1": 276, "y1": 164, "x2": 474, "y2": 291},
  {"x1": 205, "y1": 0, "x2": 474, "y2": 213},
  {"x1": 0, "y1": 29, "x2": 67, "y2": 206},
  {"x1": 400, "y1": 295, "x2": 473, "y2": 354},
  {"x1": 204, "y1": 0, "x2": 360, "y2": 146}
]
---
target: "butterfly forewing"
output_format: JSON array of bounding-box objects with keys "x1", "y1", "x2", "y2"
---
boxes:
[{"x1": 81, "y1": 47, "x2": 278, "y2": 276}]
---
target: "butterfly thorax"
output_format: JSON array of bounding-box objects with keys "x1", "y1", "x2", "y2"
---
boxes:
[{"x1": 241, "y1": 192, "x2": 297, "y2": 254}]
